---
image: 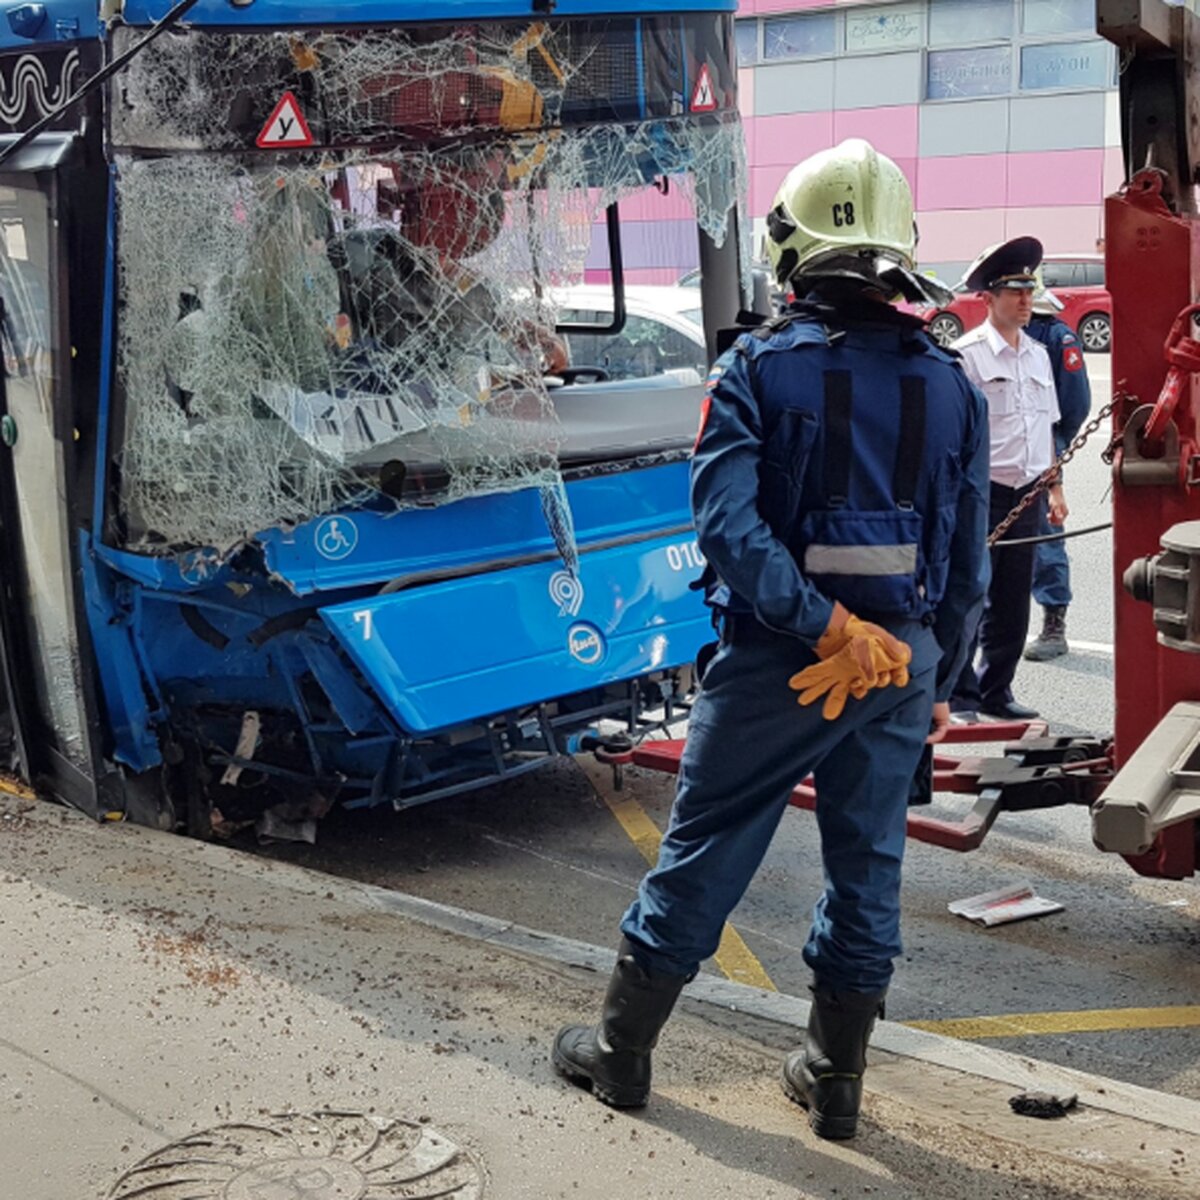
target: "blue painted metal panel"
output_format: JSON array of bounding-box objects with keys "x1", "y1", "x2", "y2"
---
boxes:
[
  {"x1": 92, "y1": 539, "x2": 233, "y2": 591},
  {"x1": 79, "y1": 534, "x2": 164, "y2": 772},
  {"x1": 95, "y1": 466, "x2": 691, "y2": 597},
  {"x1": 260, "y1": 462, "x2": 693, "y2": 596},
  {"x1": 0, "y1": 0, "x2": 95, "y2": 49},
  {"x1": 121, "y1": 0, "x2": 734, "y2": 25},
  {"x1": 320, "y1": 529, "x2": 710, "y2": 732}
]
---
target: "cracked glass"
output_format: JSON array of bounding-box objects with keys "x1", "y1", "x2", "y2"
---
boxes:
[
  {"x1": 109, "y1": 23, "x2": 745, "y2": 555},
  {"x1": 927, "y1": 45, "x2": 1013, "y2": 99}
]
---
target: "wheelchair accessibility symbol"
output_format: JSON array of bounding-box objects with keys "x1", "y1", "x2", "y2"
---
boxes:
[{"x1": 314, "y1": 515, "x2": 358, "y2": 561}]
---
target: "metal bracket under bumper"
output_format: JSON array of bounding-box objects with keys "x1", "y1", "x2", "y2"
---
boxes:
[
  {"x1": 628, "y1": 720, "x2": 1108, "y2": 854},
  {"x1": 1092, "y1": 701, "x2": 1200, "y2": 856}
]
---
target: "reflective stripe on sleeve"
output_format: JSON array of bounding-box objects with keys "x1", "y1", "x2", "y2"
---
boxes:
[{"x1": 803, "y1": 543, "x2": 918, "y2": 576}]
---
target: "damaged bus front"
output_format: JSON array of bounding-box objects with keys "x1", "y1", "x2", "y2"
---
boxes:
[{"x1": 0, "y1": 0, "x2": 747, "y2": 837}]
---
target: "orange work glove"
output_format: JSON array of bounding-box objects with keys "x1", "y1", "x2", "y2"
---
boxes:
[
  {"x1": 788, "y1": 605, "x2": 912, "y2": 720},
  {"x1": 863, "y1": 633, "x2": 911, "y2": 690}
]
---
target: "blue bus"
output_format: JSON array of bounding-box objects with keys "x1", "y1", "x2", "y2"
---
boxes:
[{"x1": 0, "y1": 0, "x2": 748, "y2": 836}]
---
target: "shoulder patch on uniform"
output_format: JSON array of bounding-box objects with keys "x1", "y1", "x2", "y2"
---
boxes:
[
  {"x1": 693, "y1": 392, "x2": 712, "y2": 452},
  {"x1": 1063, "y1": 343, "x2": 1084, "y2": 373},
  {"x1": 693, "y1": 362, "x2": 724, "y2": 450}
]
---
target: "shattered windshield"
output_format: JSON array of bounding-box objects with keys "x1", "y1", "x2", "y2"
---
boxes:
[{"x1": 110, "y1": 22, "x2": 745, "y2": 554}]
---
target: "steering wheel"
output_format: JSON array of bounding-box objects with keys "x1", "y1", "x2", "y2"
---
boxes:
[{"x1": 556, "y1": 366, "x2": 611, "y2": 385}]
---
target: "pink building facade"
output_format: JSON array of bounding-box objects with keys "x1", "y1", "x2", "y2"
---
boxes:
[{"x1": 601, "y1": 0, "x2": 1121, "y2": 285}]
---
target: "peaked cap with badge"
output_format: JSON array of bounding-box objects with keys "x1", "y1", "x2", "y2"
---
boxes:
[{"x1": 961, "y1": 236, "x2": 1044, "y2": 293}]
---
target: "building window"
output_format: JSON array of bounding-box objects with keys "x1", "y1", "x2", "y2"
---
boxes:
[
  {"x1": 1020, "y1": 39, "x2": 1115, "y2": 91},
  {"x1": 763, "y1": 13, "x2": 836, "y2": 61},
  {"x1": 928, "y1": 0, "x2": 1013, "y2": 47},
  {"x1": 927, "y1": 45, "x2": 1013, "y2": 99},
  {"x1": 735, "y1": 19, "x2": 758, "y2": 67},
  {"x1": 845, "y1": 4, "x2": 924, "y2": 53},
  {"x1": 1022, "y1": 0, "x2": 1094, "y2": 36}
]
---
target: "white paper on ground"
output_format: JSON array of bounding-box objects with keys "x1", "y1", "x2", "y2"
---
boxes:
[{"x1": 948, "y1": 881, "x2": 1064, "y2": 926}]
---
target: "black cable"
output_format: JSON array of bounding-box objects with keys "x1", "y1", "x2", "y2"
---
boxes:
[
  {"x1": 0, "y1": 0, "x2": 203, "y2": 169},
  {"x1": 991, "y1": 521, "x2": 1112, "y2": 548}
]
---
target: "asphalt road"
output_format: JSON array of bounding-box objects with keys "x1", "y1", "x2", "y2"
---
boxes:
[{"x1": 256, "y1": 354, "x2": 1200, "y2": 1103}]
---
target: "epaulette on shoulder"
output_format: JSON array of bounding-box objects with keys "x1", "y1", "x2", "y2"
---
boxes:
[
  {"x1": 955, "y1": 324, "x2": 988, "y2": 346},
  {"x1": 749, "y1": 310, "x2": 799, "y2": 340},
  {"x1": 919, "y1": 334, "x2": 962, "y2": 364},
  {"x1": 742, "y1": 311, "x2": 830, "y2": 352}
]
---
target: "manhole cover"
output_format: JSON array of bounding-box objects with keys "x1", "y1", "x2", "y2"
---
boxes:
[{"x1": 107, "y1": 1110, "x2": 485, "y2": 1199}]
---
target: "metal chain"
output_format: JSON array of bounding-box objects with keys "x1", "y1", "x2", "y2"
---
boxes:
[{"x1": 986, "y1": 396, "x2": 1120, "y2": 547}]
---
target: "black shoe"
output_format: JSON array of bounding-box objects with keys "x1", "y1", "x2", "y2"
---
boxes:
[
  {"x1": 1024, "y1": 606, "x2": 1068, "y2": 662},
  {"x1": 552, "y1": 939, "x2": 689, "y2": 1108},
  {"x1": 949, "y1": 709, "x2": 979, "y2": 725},
  {"x1": 979, "y1": 699, "x2": 1040, "y2": 720},
  {"x1": 782, "y1": 985, "x2": 886, "y2": 1140}
]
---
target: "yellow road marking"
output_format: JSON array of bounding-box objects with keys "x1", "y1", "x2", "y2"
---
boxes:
[
  {"x1": 906, "y1": 1006, "x2": 1200, "y2": 1040},
  {"x1": 600, "y1": 788, "x2": 777, "y2": 992}
]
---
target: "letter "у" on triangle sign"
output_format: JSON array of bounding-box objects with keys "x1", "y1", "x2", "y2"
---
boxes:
[
  {"x1": 256, "y1": 91, "x2": 315, "y2": 148},
  {"x1": 690, "y1": 64, "x2": 718, "y2": 113}
]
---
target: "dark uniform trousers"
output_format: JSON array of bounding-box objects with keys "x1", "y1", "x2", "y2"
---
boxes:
[
  {"x1": 620, "y1": 617, "x2": 938, "y2": 995},
  {"x1": 631, "y1": 303, "x2": 990, "y2": 995},
  {"x1": 952, "y1": 480, "x2": 1041, "y2": 710}
]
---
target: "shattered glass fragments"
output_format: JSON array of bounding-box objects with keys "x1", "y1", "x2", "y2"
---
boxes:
[
  {"x1": 762, "y1": 14, "x2": 836, "y2": 61},
  {"x1": 927, "y1": 0, "x2": 1012, "y2": 47},
  {"x1": 926, "y1": 45, "x2": 1013, "y2": 100},
  {"x1": 111, "y1": 24, "x2": 745, "y2": 554},
  {"x1": 1021, "y1": 0, "x2": 1094, "y2": 36}
]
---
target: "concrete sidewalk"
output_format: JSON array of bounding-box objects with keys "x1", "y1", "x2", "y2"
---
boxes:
[{"x1": 1, "y1": 791, "x2": 1197, "y2": 1200}]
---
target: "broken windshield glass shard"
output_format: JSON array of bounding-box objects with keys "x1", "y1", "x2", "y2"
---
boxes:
[{"x1": 112, "y1": 23, "x2": 746, "y2": 554}]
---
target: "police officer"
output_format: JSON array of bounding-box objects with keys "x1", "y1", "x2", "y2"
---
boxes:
[
  {"x1": 949, "y1": 239, "x2": 1067, "y2": 722},
  {"x1": 552, "y1": 139, "x2": 990, "y2": 1141},
  {"x1": 1023, "y1": 282, "x2": 1091, "y2": 661}
]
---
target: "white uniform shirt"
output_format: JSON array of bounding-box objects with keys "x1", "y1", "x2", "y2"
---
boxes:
[{"x1": 952, "y1": 319, "x2": 1059, "y2": 488}]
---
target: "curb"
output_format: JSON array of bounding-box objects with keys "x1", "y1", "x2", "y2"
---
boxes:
[{"x1": 76, "y1": 803, "x2": 1200, "y2": 1139}]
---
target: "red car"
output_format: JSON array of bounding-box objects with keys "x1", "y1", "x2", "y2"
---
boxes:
[{"x1": 913, "y1": 254, "x2": 1112, "y2": 353}]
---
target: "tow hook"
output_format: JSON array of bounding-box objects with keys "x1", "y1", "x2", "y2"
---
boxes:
[{"x1": 579, "y1": 732, "x2": 636, "y2": 791}]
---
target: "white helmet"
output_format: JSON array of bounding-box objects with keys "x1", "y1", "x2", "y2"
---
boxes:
[
  {"x1": 765, "y1": 139, "x2": 951, "y2": 306},
  {"x1": 1032, "y1": 267, "x2": 1065, "y2": 315}
]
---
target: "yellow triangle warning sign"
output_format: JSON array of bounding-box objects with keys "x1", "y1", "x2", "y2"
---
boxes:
[
  {"x1": 256, "y1": 91, "x2": 315, "y2": 149},
  {"x1": 690, "y1": 64, "x2": 718, "y2": 113}
]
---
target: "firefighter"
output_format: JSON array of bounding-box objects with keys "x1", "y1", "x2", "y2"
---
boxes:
[
  {"x1": 551, "y1": 139, "x2": 990, "y2": 1140},
  {"x1": 1023, "y1": 282, "x2": 1091, "y2": 661}
]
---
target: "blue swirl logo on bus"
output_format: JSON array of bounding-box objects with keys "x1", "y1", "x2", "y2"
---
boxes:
[
  {"x1": 548, "y1": 568, "x2": 584, "y2": 617},
  {"x1": 567, "y1": 622, "x2": 606, "y2": 666}
]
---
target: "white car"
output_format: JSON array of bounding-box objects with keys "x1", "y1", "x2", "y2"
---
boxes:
[
  {"x1": 553, "y1": 284, "x2": 706, "y2": 383},
  {"x1": 548, "y1": 285, "x2": 709, "y2": 463}
]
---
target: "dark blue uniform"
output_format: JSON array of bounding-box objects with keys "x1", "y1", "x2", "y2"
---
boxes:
[
  {"x1": 619, "y1": 300, "x2": 990, "y2": 993},
  {"x1": 1025, "y1": 315, "x2": 1091, "y2": 608}
]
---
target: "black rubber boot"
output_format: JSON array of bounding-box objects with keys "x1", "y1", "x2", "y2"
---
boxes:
[
  {"x1": 552, "y1": 939, "x2": 689, "y2": 1108},
  {"x1": 1023, "y1": 605, "x2": 1068, "y2": 662},
  {"x1": 782, "y1": 985, "x2": 887, "y2": 1140}
]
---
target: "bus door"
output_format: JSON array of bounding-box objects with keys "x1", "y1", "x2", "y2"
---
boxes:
[{"x1": 0, "y1": 143, "x2": 103, "y2": 815}]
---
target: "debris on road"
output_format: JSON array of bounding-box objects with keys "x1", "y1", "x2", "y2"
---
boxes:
[
  {"x1": 1009, "y1": 1090, "x2": 1079, "y2": 1119},
  {"x1": 949, "y1": 881, "x2": 1064, "y2": 926}
]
